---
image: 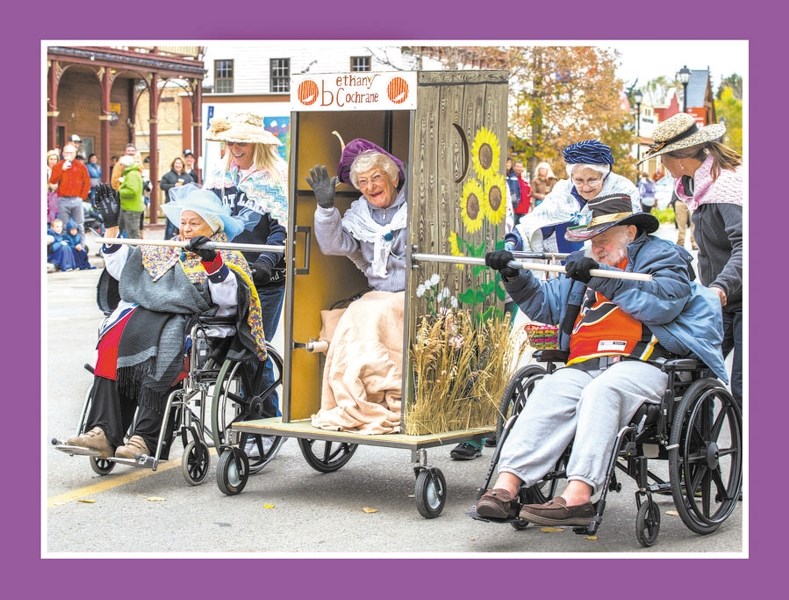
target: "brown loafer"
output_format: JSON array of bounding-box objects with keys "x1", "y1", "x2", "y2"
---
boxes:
[
  {"x1": 475, "y1": 488, "x2": 520, "y2": 520},
  {"x1": 518, "y1": 496, "x2": 595, "y2": 526}
]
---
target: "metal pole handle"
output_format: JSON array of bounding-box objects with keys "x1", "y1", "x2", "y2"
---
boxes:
[
  {"x1": 96, "y1": 237, "x2": 286, "y2": 254},
  {"x1": 411, "y1": 253, "x2": 652, "y2": 282}
]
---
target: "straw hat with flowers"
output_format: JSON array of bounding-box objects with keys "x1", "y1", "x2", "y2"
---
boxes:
[{"x1": 206, "y1": 112, "x2": 281, "y2": 146}]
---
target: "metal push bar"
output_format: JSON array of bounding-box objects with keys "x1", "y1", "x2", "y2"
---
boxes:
[
  {"x1": 411, "y1": 252, "x2": 653, "y2": 282},
  {"x1": 95, "y1": 237, "x2": 286, "y2": 254}
]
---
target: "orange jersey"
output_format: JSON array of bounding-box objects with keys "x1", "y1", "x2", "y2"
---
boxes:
[{"x1": 567, "y1": 259, "x2": 664, "y2": 365}]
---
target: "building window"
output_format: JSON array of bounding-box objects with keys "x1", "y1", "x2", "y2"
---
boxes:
[
  {"x1": 214, "y1": 60, "x2": 234, "y2": 93},
  {"x1": 350, "y1": 56, "x2": 371, "y2": 72},
  {"x1": 270, "y1": 58, "x2": 290, "y2": 93}
]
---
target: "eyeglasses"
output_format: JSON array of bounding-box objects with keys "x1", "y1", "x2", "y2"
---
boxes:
[
  {"x1": 572, "y1": 176, "x2": 603, "y2": 189},
  {"x1": 356, "y1": 173, "x2": 386, "y2": 189},
  {"x1": 225, "y1": 141, "x2": 248, "y2": 147}
]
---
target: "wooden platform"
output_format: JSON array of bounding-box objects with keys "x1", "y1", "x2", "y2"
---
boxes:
[{"x1": 232, "y1": 418, "x2": 494, "y2": 451}]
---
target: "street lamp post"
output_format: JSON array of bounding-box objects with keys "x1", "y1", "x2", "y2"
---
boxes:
[
  {"x1": 634, "y1": 89, "x2": 643, "y2": 164},
  {"x1": 678, "y1": 65, "x2": 691, "y2": 113}
]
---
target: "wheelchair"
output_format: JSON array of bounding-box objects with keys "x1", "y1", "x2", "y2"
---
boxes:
[
  {"x1": 53, "y1": 315, "x2": 285, "y2": 486},
  {"x1": 472, "y1": 350, "x2": 743, "y2": 547}
]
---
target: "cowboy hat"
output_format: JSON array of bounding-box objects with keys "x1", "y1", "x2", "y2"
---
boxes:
[
  {"x1": 565, "y1": 193, "x2": 659, "y2": 242},
  {"x1": 641, "y1": 113, "x2": 725, "y2": 163},
  {"x1": 206, "y1": 112, "x2": 282, "y2": 146},
  {"x1": 162, "y1": 183, "x2": 244, "y2": 240}
]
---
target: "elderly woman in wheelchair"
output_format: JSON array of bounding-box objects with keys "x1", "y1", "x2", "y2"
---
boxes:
[
  {"x1": 63, "y1": 185, "x2": 268, "y2": 466},
  {"x1": 475, "y1": 193, "x2": 738, "y2": 543}
]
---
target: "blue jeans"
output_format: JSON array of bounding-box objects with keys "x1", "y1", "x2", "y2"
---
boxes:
[
  {"x1": 722, "y1": 308, "x2": 743, "y2": 404},
  {"x1": 257, "y1": 283, "x2": 285, "y2": 415}
]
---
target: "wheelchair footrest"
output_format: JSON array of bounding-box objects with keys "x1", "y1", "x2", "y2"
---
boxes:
[
  {"x1": 53, "y1": 443, "x2": 106, "y2": 458},
  {"x1": 465, "y1": 506, "x2": 524, "y2": 525}
]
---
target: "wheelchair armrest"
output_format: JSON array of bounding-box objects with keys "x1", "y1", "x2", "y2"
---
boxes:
[
  {"x1": 533, "y1": 349, "x2": 569, "y2": 364},
  {"x1": 660, "y1": 357, "x2": 705, "y2": 373},
  {"x1": 196, "y1": 315, "x2": 237, "y2": 327}
]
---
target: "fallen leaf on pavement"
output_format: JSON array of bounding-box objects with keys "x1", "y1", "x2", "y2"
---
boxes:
[
  {"x1": 77, "y1": 499, "x2": 96, "y2": 504},
  {"x1": 666, "y1": 510, "x2": 679, "y2": 516},
  {"x1": 585, "y1": 535, "x2": 598, "y2": 541},
  {"x1": 362, "y1": 506, "x2": 379, "y2": 513},
  {"x1": 262, "y1": 503, "x2": 276, "y2": 509},
  {"x1": 146, "y1": 496, "x2": 166, "y2": 502},
  {"x1": 540, "y1": 527, "x2": 565, "y2": 533}
]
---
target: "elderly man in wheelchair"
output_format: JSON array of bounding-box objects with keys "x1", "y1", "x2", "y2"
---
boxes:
[{"x1": 475, "y1": 193, "x2": 733, "y2": 537}]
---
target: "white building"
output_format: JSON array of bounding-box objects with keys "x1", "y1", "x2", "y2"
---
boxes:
[{"x1": 199, "y1": 42, "x2": 443, "y2": 174}]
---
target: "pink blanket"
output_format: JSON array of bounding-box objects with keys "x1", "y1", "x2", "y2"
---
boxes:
[{"x1": 311, "y1": 291, "x2": 404, "y2": 434}]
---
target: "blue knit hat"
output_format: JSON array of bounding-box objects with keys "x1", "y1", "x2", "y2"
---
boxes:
[
  {"x1": 563, "y1": 140, "x2": 614, "y2": 166},
  {"x1": 162, "y1": 183, "x2": 244, "y2": 240}
]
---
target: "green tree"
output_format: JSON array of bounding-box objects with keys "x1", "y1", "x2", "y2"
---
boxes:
[
  {"x1": 714, "y1": 86, "x2": 743, "y2": 154},
  {"x1": 718, "y1": 74, "x2": 743, "y2": 100}
]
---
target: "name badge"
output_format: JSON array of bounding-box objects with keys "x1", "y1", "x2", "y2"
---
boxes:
[{"x1": 597, "y1": 340, "x2": 627, "y2": 352}]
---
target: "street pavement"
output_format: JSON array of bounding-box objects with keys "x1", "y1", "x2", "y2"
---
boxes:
[{"x1": 43, "y1": 222, "x2": 743, "y2": 556}]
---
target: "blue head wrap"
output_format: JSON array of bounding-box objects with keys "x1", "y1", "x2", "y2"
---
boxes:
[{"x1": 562, "y1": 140, "x2": 614, "y2": 166}]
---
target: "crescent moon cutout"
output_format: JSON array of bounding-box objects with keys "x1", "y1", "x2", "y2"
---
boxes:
[{"x1": 453, "y1": 123, "x2": 469, "y2": 183}]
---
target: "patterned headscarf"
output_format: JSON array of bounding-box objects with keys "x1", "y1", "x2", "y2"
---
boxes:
[{"x1": 563, "y1": 140, "x2": 615, "y2": 166}]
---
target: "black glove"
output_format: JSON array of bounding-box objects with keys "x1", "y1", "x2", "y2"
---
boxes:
[
  {"x1": 250, "y1": 260, "x2": 272, "y2": 286},
  {"x1": 305, "y1": 165, "x2": 338, "y2": 208},
  {"x1": 485, "y1": 250, "x2": 519, "y2": 281},
  {"x1": 94, "y1": 183, "x2": 119, "y2": 228},
  {"x1": 564, "y1": 257, "x2": 599, "y2": 283},
  {"x1": 186, "y1": 235, "x2": 217, "y2": 262}
]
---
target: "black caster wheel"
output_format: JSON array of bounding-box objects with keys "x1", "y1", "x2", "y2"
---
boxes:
[
  {"x1": 89, "y1": 456, "x2": 115, "y2": 476},
  {"x1": 636, "y1": 498, "x2": 661, "y2": 547},
  {"x1": 216, "y1": 447, "x2": 249, "y2": 496},
  {"x1": 182, "y1": 441, "x2": 210, "y2": 486},
  {"x1": 415, "y1": 468, "x2": 446, "y2": 519}
]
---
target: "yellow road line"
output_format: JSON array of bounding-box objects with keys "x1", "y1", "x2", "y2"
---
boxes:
[{"x1": 47, "y1": 449, "x2": 218, "y2": 507}]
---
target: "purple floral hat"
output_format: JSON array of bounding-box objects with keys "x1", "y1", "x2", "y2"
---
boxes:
[{"x1": 336, "y1": 137, "x2": 406, "y2": 188}]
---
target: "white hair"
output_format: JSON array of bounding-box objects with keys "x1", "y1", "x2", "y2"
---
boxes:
[
  {"x1": 349, "y1": 152, "x2": 399, "y2": 189},
  {"x1": 566, "y1": 163, "x2": 611, "y2": 179}
]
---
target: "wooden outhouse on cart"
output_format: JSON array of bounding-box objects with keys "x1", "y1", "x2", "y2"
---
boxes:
[{"x1": 220, "y1": 70, "x2": 520, "y2": 518}]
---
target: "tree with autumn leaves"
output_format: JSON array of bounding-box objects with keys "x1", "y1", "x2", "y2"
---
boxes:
[{"x1": 402, "y1": 45, "x2": 635, "y2": 178}]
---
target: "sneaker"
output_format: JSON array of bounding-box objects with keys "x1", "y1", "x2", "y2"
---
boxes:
[
  {"x1": 115, "y1": 435, "x2": 151, "y2": 459},
  {"x1": 244, "y1": 435, "x2": 276, "y2": 458},
  {"x1": 518, "y1": 497, "x2": 595, "y2": 527},
  {"x1": 485, "y1": 436, "x2": 497, "y2": 448},
  {"x1": 66, "y1": 427, "x2": 113, "y2": 457},
  {"x1": 450, "y1": 442, "x2": 482, "y2": 460},
  {"x1": 475, "y1": 488, "x2": 520, "y2": 520}
]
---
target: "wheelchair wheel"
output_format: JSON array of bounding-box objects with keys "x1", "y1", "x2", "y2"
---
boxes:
[
  {"x1": 89, "y1": 456, "x2": 116, "y2": 476},
  {"x1": 211, "y1": 355, "x2": 284, "y2": 474},
  {"x1": 668, "y1": 378, "x2": 742, "y2": 535},
  {"x1": 496, "y1": 364, "x2": 547, "y2": 441},
  {"x1": 298, "y1": 438, "x2": 358, "y2": 473},
  {"x1": 181, "y1": 440, "x2": 210, "y2": 486},
  {"x1": 415, "y1": 468, "x2": 446, "y2": 519},
  {"x1": 216, "y1": 447, "x2": 249, "y2": 496},
  {"x1": 635, "y1": 497, "x2": 661, "y2": 547},
  {"x1": 240, "y1": 432, "x2": 285, "y2": 475}
]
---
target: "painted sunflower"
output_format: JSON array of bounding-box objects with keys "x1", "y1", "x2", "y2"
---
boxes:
[
  {"x1": 460, "y1": 179, "x2": 485, "y2": 234},
  {"x1": 482, "y1": 172, "x2": 507, "y2": 225},
  {"x1": 470, "y1": 127, "x2": 501, "y2": 181},
  {"x1": 448, "y1": 230, "x2": 463, "y2": 256}
]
